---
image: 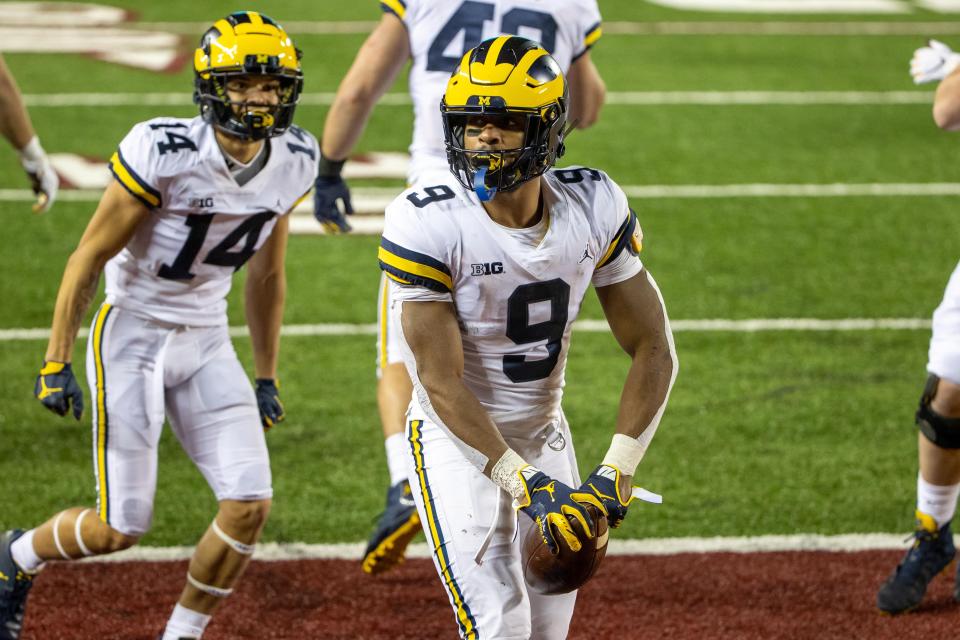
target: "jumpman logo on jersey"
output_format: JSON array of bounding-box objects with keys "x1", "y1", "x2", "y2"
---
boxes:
[
  {"x1": 36, "y1": 377, "x2": 63, "y2": 401},
  {"x1": 579, "y1": 244, "x2": 593, "y2": 264},
  {"x1": 533, "y1": 481, "x2": 557, "y2": 502}
]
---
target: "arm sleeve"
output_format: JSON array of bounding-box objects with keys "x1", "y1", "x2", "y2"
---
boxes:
[
  {"x1": 593, "y1": 180, "x2": 643, "y2": 288},
  {"x1": 572, "y1": 0, "x2": 603, "y2": 62},
  {"x1": 108, "y1": 122, "x2": 162, "y2": 209},
  {"x1": 379, "y1": 197, "x2": 454, "y2": 302}
]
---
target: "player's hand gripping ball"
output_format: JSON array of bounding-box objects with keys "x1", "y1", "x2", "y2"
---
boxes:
[{"x1": 522, "y1": 502, "x2": 609, "y2": 595}]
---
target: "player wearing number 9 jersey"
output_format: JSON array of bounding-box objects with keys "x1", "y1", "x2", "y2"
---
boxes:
[
  {"x1": 316, "y1": 0, "x2": 606, "y2": 577},
  {"x1": 379, "y1": 37, "x2": 677, "y2": 639},
  {"x1": 1, "y1": 13, "x2": 316, "y2": 640}
]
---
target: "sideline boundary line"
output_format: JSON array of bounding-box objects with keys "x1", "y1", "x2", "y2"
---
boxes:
[
  {"x1": 82, "y1": 533, "x2": 910, "y2": 563},
  {"x1": 0, "y1": 318, "x2": 931, "y2": 342}
]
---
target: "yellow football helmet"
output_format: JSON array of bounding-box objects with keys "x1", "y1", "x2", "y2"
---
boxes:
[
  {"x1": 441, "y1": 36, "x2": 568, "y2": 200},
  {"x1": 193, "y1": 12, "x2": 303, "y2": 140}
]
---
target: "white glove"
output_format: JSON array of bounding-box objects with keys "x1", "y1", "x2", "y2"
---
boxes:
[
  {"x1": 910, "y1": 39, "x2": 960, "y2": 85},
  {"x1": 18, "y1": 136, "x2": 58, "y2": 213}
]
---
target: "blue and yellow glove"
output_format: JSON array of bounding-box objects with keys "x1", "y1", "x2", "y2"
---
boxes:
[
  {"x1": 516, "y1": 466, "x2": 606, "y2": 554},
  {"x1": 313, "y1": 156, "x2": 353, "y2": 234},
  {"x1": 579, "y1": 464, "x2": 658, "y2": 529},
  {"x1": 34, "y1": 361, "x2": 83, "y2": 420},
  {"x1": 255, "y1": 378, "x2": 285, "y2": 430}
]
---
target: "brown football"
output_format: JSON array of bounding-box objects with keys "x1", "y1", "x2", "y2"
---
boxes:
[{"x1": 521, "y1": 504, "x2": 609, "y2": 595}]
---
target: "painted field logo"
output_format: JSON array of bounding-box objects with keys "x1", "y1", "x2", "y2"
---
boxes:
[
  {"x1": 471, "y1": 262, "x2": 503, "y2": 276},
  {"x1": 0, "y1": 2, "x2": 186, "y2": 72}
]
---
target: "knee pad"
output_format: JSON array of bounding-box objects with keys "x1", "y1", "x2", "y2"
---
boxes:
[{"x1": 917, "y1": 374, "x2": 960, "y2": 449}]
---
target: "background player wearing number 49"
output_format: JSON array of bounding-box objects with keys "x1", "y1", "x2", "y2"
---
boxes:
[
  {"x1": 0, "y1": 12, "x2": 316, "y2": 640},
  {"x1": 313, "y1": 0, "x2": 607, "y2": 575}
]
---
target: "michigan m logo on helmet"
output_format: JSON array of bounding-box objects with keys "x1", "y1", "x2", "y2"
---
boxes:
[
  {"x1": 440, "y1": 36, "x2": 569, "y2": 201},
  {"x1": 193, "y1": 11, "x2": 304, "y2": 140}
]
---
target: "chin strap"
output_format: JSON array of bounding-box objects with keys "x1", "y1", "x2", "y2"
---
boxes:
[{"x1": 473, "y1": 166, "x2": 497, "y2": 202}]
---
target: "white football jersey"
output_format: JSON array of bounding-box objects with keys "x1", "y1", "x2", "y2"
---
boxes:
[
  {"x1": 105, "y1": 116, "x2": 318, "y2": 326},
  {"x1": 379, "y1": 0, "x2": 603, "y2": 182},
  {"x1": 379, "y1": 167, "x2": 643, "y2": 426}
]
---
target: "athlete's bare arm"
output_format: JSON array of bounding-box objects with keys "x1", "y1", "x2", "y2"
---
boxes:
[
  {"x1": 567, "y1": 51, "x2": 606, "y2": 129},
  {"x1": 400, "y1": 299, "x2": 510, "y2": 475},
  {"x1": 595, "y1": 270, "x2": 676, "y2": 489},
  {"x1": 0, "y1": 54, "x2": 34, "y2": 150},
  {"x1": 245, "y1": 214, "x2": 289, "y2": 379},
  {"x1": 44, "y1": 181, "x2": 150, "y2": 362},
  {"x1": 320, "y1": 13, "x2": 411, "y2": 161},
  {"x1": 934, "y1": 67, "x2": 960, "y2": 130}
]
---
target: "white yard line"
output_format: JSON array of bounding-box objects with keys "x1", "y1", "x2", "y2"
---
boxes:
[
  {"x1": 135, "y1": 20, "x2": 960, "y2": 37},
  {"x1": 619, "y1": 182, "x2": 960, "y2": 197},
  {"x1": 0, "y1": 318, "x2": 931, "y2": 342},
  {"x1": 5, "y1": 181, "x2": 956, "y2": 235},
  {"x1": 82, "y1": 533, "x2": 909, "y2": 563},
  {"x1": 6, "y1": 182, "x2": 960, "y2": 205},
  {"x1": 21, "y1": 90, "x2": 933, "y2": 107},
  {"x1": 602, "y1": 21, "x2": 960, "y2": 35}
]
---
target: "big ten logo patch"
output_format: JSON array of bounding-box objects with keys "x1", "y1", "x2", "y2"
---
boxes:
[
  {"x1": 471, "y1": 262, "x2": 503, "y2": 276},
  {"x1": 189, "y1": 197, "x2": 215, "y2": 209}
]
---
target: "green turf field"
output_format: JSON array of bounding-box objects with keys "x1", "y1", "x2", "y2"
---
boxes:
[{"x1": 1, "y1": 1, "x2": 957, "y2": 546}]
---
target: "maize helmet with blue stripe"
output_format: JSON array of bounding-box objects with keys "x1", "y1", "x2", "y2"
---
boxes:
[
  {"x1": 441, "y1": 36, "x2": 568, "y2": 200},
  {"x1": 193, "y1": 11, "x2": 303, "y2": 140}
]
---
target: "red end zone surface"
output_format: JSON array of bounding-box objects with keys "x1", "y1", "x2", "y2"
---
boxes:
[{"x1": 20, "y1": 550, "x2": 959, "y2": 639}]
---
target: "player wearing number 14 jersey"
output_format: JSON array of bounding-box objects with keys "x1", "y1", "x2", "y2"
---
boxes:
[
  {"x1": 379, "y1": 37, "x2": 677, "y2": 638},
  {"x1": 0, "y1": 13, "x2": 315, "y2": 640}
]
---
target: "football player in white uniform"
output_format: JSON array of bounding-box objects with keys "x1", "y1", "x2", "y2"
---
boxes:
[
  {"x1": 0, "y1": 53, "x2": 58, "y2": 213},
  {"x1": 313, "y1": 0, "x2": 607, "y2": 575},
  {"x1": 379, "y1": 37, "x2": 677, "y2": 638},
  {"x1": 0, "y1": 13, "x2": 317, "y2": 640},
  {"x1": 877, "y1": 40, "x2": 960, "y2": 615}
]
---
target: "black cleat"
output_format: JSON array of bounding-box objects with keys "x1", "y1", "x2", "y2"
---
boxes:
[
  {"x1": 361, "y1": 480, "x2": 421, "y2": 575},
  {"x1": 0, "y1": 530, "x2": 35, "y2": 640},
  {"x1": 877, "y1": 511, "x2": 956, "y2": 615}
]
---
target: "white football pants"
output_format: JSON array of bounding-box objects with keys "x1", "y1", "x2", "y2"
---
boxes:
[
  {"x1": 85, "y1": 303, "x2": 271, "y2": 536},
  {"x1": 405, "y1": 406, "x2": 581, "y2": 640}
]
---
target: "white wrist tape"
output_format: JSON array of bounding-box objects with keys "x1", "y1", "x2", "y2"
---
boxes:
[
  {"x1": 18, "y1": 136, "x2": 44, "y2": 164},
  {"x1": 490, "y1": 448, "x2": 529, "y2": 502},
  {"x1": 601, "y1": 433, "x2": 647, "y2": 477}
]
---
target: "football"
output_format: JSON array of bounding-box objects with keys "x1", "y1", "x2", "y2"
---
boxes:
[{"x1": 521, "y1": 504, "x2": 609, "y2": 595}]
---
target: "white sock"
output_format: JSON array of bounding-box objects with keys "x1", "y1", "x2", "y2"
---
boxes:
[
  {"x1": 10, "y1": 529, "x2": 44, "y2": 573},
  {"x1": 161, "y1": 604, "x2": 211, "y2": 640},
  {"x1": 385, "y1": 433, "x2": 408, "y2": 486},
  {"x1": 917, "y1": 472, "x2": 960, "y2": 527}
]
